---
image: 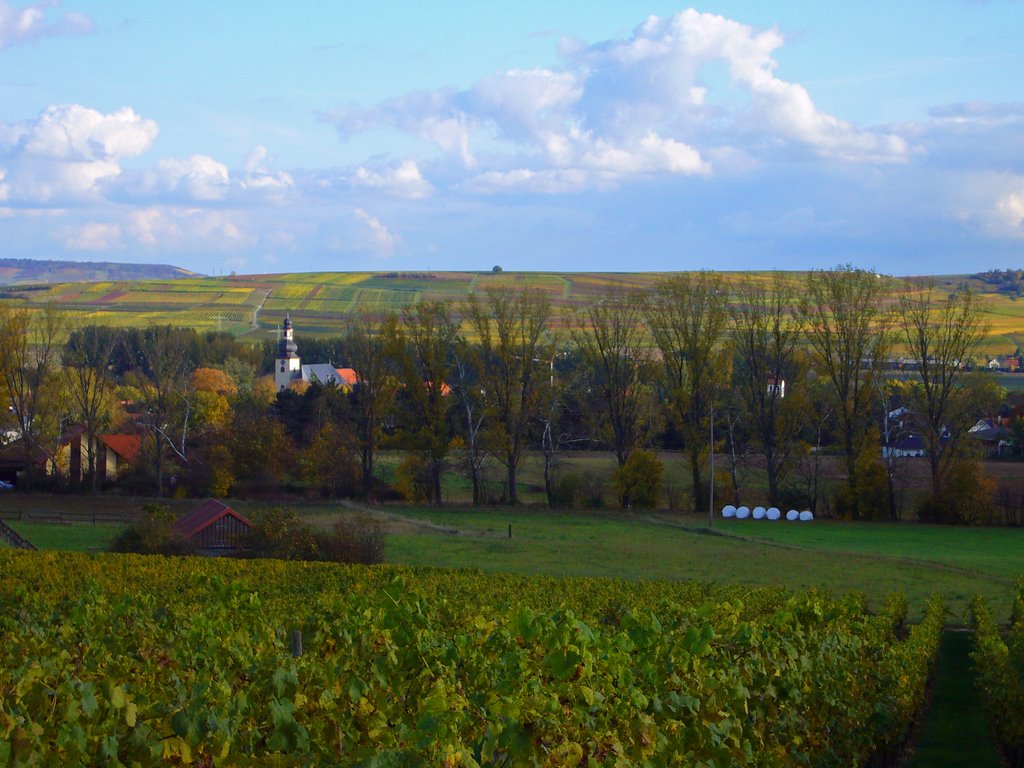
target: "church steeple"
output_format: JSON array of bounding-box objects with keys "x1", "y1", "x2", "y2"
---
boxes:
[
  {"x1": 274, "y1": 314, "x2": 302, "y2": 390},
  {"x1": 279, "y1": 313, "x2": 299, "y2": 358}
]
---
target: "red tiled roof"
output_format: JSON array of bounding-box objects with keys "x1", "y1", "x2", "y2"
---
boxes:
[
  {"x1": 99, "y1": 434, "x2": 143, "y2": 462},
  {"x1": 174, "y1": 499, "x2": 253, "y2": 539},
  {"x1": 336, "y1": 368, "x2": 359, "y2": 386}
]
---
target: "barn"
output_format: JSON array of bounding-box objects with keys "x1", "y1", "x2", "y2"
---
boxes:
[{"x1": 174, "y1": 499, "x2": 253, "y2": 552}]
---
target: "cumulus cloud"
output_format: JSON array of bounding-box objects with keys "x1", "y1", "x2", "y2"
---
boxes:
[
  {"x1": 0, "y1": 1, "x2": 93, "y2": 50},
  {"x1": 947, "y1": 172, "x2": 1024, "y2": 239},
  {"x1": 321, "y1": 9, "x2": 909, "y2": 195},
  {"x1": 0, "y1": 104, "x2": 157, "y2": 202},
  {"x1": 129, "y1": 207, "x2": 253, "y2": 250},
  {"x1": 351, "y1": 159, "x2": 433, "y2": 198},
  {"x1": 240, "y1": 144, "x2": 295, "y2": 197},
  {"x1": 354, "y1": 208, "x2": 398, "y2": 256}
]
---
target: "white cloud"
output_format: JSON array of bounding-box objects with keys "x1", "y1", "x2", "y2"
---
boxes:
[
  {"x1": 354, "y1": 208, "x2": 398, "y2": 256},
  {"x1": 0, "y1": 1, "x2": 92, "y2": 50},
  {"x1": 948, "y1": 172, "x2": 1024, "y2": 239},
  {"x1": 149, "y1": 155, "x2": 230, "y2": 201},
  {"x1": 352, "y1": 159, "x2": 433, "y2": 198},
  {"x1": 129, "y1": 207, "x2": 253, "y2": 250},
  {"x1": 322, "y1": 9, "x2": 907, "y2": 196},
  {"x1": 0, "y1": 104, "x2": 157, "y2": 202},
  {"x1": 66, "y1": 221, "x2": 121, "y2": 250}
]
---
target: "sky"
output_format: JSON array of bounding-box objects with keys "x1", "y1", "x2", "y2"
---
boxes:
[{"x1": 0, "y1": 1, "x2": 1022, "y2": 276}]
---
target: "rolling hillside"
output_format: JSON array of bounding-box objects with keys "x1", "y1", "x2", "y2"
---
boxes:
[{"x1": 1, "y1": 269, "x2": 1022, "y2": 353}]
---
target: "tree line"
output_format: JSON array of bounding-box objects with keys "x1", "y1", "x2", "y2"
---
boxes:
[{"x1": 0, "y1": 265, "x2": 1018, "y2": 524}]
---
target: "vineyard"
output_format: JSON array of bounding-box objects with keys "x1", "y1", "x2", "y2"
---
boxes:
[
  {"x1": 971, "y1": 583, "x2": 1024, "y2": 766},
  {"x1": 3, "y1": 270, "x2": 1024, "y2": 353},
  {"x1": 0, "y1": 551, "x2": 944, "y2": 766}
]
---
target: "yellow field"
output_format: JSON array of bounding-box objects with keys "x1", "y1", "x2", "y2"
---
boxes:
[{"x1": 2, "y1": 270, "x2": 1022, "y2": 351}]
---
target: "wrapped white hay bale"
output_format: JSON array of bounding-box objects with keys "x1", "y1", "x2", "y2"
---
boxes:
[
  {"x1": 799, "y1": 510, "x2": 814, "y2": 522},
  {"x1": 752, "y1": 506, "x2": 766, "y2": 520},
  {"x1": 766, "y1": 507, "x2": 781, "y2": 520},
  {"x1": 786, "y1": 509, "x2": 800, "y2": 521},
  {"x1": 736, "y1": 506, "x2": 751, "y2": 519},
  {"x1": 721, "y1": 504, "x2": 736, "y2": 518}
]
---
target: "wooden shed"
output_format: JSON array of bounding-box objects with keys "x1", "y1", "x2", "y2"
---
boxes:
[{"x1": 174, "y1": 499, "x2": 253, "y2": 552}]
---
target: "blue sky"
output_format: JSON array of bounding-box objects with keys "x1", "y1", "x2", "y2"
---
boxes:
[{"x1": 0, "y1": 1, "x2": 1022, "y2": 275}]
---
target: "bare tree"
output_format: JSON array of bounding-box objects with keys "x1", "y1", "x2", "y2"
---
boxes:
[
  {"x1": 451, "y1": 338, "x2": 489, "y2": 505},
  {"x1": 464, "y1": 288, "x2": 554, "y2": 504},
  {"x1": 568, "y1": 292, "x2": 653, "y2": 500},
  {"x1": 393, "y1": 301, "x2": 459, "y2": 506},
  {"x1": 62, "y1": 325, "x2": 121, "y2": 492},
  {"x1": 797, "y1": 265, "x2": 892, "y2": 519},
  {"x1": 645, "y1": 273, "x2": 730, "y2": 514},
  {"x1": 128, "y1": 326, "x2": 191, "y2": 496},
  {"x1": 729, "y1": 273, "x2": 803, "y2": 506},
  {"x1": 896, "y1": 281, "x2": 990, "y2": 497},
  {"x1": 344, "y1": 312, "x2": 396, "y2": 491}
]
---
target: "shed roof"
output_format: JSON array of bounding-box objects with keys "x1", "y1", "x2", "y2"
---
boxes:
[{"x1": 174, "y1": 499, "x2": 253, "y2": 539}]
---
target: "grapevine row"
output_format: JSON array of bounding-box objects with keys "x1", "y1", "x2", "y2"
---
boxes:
[{"x1": 0, "y1": 551, "x2": 943, "y2": 767}]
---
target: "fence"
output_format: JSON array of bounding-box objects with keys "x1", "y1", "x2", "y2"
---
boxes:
[
  {"x1": 0, "y1": 509, "x2": 139, "y2": 526},
  {"x1": 0, "y1": 519, "x2": 36, "y2": 550}
]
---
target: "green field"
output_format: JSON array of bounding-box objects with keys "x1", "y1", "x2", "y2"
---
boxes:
[
  {"x1": 3, "y1": 270, "x2": 1024, "y2": 353},
  {"x1": 10, "y1": 501, "x2": 1021, "y2": 624}
]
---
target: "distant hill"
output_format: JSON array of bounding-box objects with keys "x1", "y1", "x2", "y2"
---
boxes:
[
  {"x1": 0, "y1": 259, "x2": 200, "y2": 285},
  {"x1": 1, "y1": 269, "x2": 1022, "y2": 354}
]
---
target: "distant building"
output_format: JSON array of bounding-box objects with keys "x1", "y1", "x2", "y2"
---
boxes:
[
  {"x1": 274, "y1": 315, "x2": 359, "y2": 391},
  {"x1": 766, "y1": 376, "x2": 786, "y2": 399},
  {"x1": 174, "y1": 499, "x2": 253, "y2": 553}
]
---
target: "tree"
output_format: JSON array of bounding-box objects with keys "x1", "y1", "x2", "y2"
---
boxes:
[
  {"x1": 645, "y1": 273, "x2": 730, "y2": 514},
  {"x1": 62, "y1": 325, "x2": 122, "y2": 492},
  {"x1": 896, "y1": 281, "x2": 991, "y2": 503},
  {"x1": 798, "y1": 266, "x2": 892, "y2": 520},
  {"x1": 0, "y1": 305, "x2": 68, "y2": 483},
  {"x1": 392, "y1": 301, "x2": 459, "y2": 505},
  {"x1": 343, "y1": 312, "x2": 396, "y2": 491},
  {"x1": 464, "y1": 287, "x2": 554, "y2": 504},
  {"x1": 729, "y1": 273, "x2": 804, "y2": 506},
  {"x1": 128, "y1": 326, "x2": 191, "y2": 495},
  {"x1": 451, "y1": 337, "x2": 489, "y2": 505},
  {"x1": 569, "y1": 292, "x2": 653, "y2": 506}
]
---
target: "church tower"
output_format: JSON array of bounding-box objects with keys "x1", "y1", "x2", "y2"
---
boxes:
[{"x1": 274, "y1": 314, "x2": 302, "y2": 390}]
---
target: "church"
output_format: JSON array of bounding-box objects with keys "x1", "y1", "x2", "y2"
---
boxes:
[{"x1": 274, "y1": 315, "x2": 358, "y2": 391}]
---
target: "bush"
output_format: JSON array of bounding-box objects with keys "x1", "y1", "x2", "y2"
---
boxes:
[
  {"x1": 579, "y1": 470, "x2": 608, "y2": 510},
  {"x1": 548, "y1": 471, "x2": 582, "y2": 509},
  {"x1": 613, "y1": 450, "x2": 664, "y2": 510},
  {"x1": 110, "y1": 502, "x2": 193, "y2": 556},
  {"x1": 244, "y1": 507, "x2": 318, "y2": 559},
  {"x1": 313, "y1": 513, "x2": 386, "y2": 564},
  {"x1": 395, "y1": 454, "x2": 433, "y2": 504},
  {"x1": 917, "y1": 458, "x2": 996, "y2": 524}
]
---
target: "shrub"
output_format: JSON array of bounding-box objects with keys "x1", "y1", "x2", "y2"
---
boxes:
[
  {"x1": 579, "y1": 470, "x2": 608, "y2": 510},
  {"x1": 313, "y1": 513, "x2": 386, "y2": 564},
  {"x1": 395, "y1": 454, "x2": 433, "y2": 503},
  {"x1": 548, "y1": 471, "x2": 581, "y2": 509},
  {"x1": 110, "y1": 502, "x2": 193, "y2": 556},
  {"x1": 613, "y1": 450, "x2": 664, "y2": 510},
  {"x1": 918, "y1": 458, "x2": 996, "y2": 524},
  {"x1": 244, "y1": 507, "x2": 318, "y2": 559}
]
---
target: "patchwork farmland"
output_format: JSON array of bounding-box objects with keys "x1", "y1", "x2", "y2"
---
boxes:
[{"x1": 3, "y1": 270, "x2": 1024, "y2": 354}]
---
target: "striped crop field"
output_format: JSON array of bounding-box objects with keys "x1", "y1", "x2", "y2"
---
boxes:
[{"x1": 1, "y1": 270, "x2": 1023, "y2": 351}]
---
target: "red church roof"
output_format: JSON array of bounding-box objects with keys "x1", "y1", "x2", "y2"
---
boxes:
[
  {"x1": 336, "y1": 367, "x2": 359, "y2": 387},
  {"x1": 174, "y1": 499, "x2": 253, "y2": 539}
]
